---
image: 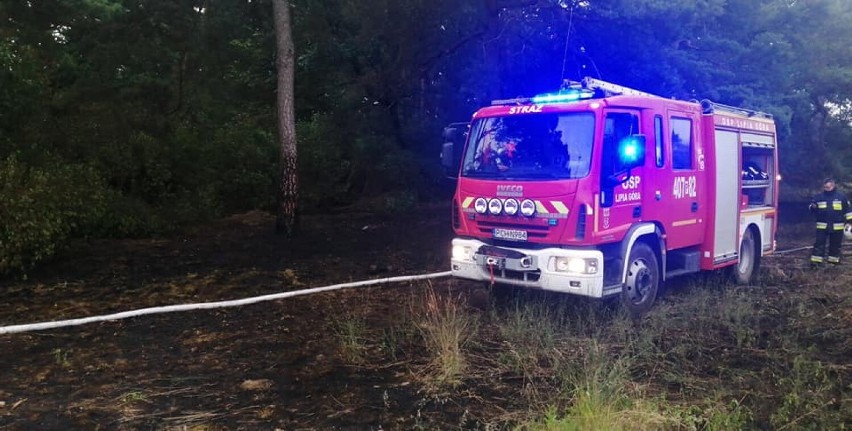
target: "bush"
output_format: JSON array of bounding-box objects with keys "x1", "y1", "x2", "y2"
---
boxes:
[
  {"x1": 0, "y1": 155, "x2": 107, "y2": 275},
  {"x1": 208, "y1": 121, "x2": 277, "y2": 213}
]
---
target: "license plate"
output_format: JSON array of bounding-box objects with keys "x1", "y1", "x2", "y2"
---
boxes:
[{"x1": 493, "y1": 228, "x2": 528, "y2": 241}]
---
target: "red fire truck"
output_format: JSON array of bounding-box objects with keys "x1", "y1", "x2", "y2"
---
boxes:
[{"x1": 441, "y1": 78, "x2": 779, "y2": 316}]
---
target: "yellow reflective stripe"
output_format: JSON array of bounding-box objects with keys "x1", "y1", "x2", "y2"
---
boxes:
[
  {"x1": 827, "y1": 256, "x2": 841, "y2": 263},
  {"x1": 832, "y1": 223, "x2": 845, "y2": 231},
  {"x1": 810, "y1": 255, "x2": 824, "y2": 263},
  {"x1": 817, "y1": 201, "x2": 828, "y2": 209},
  {"x1": 461, "y1": 197, "x2": 474, "y2": 209},
  {"x1": 535, "y1": 200, "x2": 549, "y2": 214},
  {"x1": 832, "y1": 200, "x2": 843, "y2": 210},
  {"x1": 846, "y1": 212, "x2": 852, "y2": 221},
  {"x1": 673, "y1": 219, "x2": 698, "y2": 227},
  {"x1": 550, "y1": 201, "x2": 570, "y2": 215},
  {"x1": 816, "y1": 222, "x2": 828, "y2": 229}
]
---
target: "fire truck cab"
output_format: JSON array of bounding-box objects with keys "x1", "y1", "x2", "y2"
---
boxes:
[{"x1": 441, "y1": 78, "x2": 779, "y2": 316}]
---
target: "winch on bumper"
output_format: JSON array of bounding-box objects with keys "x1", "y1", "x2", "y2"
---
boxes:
[{"x1": 450, "y1": 238, "x2": 606, "y2": 298}]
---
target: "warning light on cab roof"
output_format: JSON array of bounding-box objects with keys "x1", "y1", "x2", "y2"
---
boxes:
[{"x1": 531, "y1": 89, "x2": 595, "y2": 104}]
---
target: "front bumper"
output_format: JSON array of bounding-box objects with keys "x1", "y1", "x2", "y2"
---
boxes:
[{"x1": 450, "y1": 238, "x2": 606, "y2": 298}]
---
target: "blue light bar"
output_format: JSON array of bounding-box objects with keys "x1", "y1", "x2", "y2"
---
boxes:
[{"x1": 531, "y1": 90, "x2": 594, "y2": 104}]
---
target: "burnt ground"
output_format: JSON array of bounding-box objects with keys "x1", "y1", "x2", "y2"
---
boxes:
[
  {"x1": 0, "y1": 204, "x2": 456, "y2": 430},
  {"x1": 0, "y1": 202, "x2": 849, "y2": 430}
]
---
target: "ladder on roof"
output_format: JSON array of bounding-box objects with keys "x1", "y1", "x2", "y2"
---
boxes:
[
  {"x1": 580, "y1": 77, "x2": 660, "y2": 98},
  {"x1": 582, "y1": 77, "x2": 773, "y2": 119},
  {"x1": 699, "y1": 100, "x2": 773, "y2": 119}
]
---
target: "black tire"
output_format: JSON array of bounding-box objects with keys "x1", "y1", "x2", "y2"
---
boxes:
[
  {"x1": 733, "y1": 227, "x2": 760, "y2": 284},
  {"x1": 621, "y1": 242, "x2": 660, "y2": 319}
]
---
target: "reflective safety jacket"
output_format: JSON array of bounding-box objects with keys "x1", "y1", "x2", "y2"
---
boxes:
[{"x1": 810, "y1": 189, "x2": 852, "y2": 230}]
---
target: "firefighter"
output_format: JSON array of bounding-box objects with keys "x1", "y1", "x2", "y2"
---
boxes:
[{"x1": 808, "y1": 178, "x2": 852, "y2": 266}]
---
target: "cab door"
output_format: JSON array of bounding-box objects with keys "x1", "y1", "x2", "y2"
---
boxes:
[
  {"x1": 595, "y1": 110, "x2": 644, "y2": 241},
  {"x1": 663, "y1": 112, "x2": 706, "y2": 249}
]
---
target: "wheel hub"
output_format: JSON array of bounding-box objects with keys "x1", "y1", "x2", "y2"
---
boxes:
[{"x1": 627, "y1": 260, "x2": 651, "y2": 303}]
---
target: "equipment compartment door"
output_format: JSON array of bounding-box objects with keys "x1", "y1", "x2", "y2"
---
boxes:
[{"x1": 713, "y1": 129, "x2": 740, "y2": 260}]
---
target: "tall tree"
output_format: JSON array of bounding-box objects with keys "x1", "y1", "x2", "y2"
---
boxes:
[{"x1": 273, "y1": 0, "x2": 298, "y2": 236}]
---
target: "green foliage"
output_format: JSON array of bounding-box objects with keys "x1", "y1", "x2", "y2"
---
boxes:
[
  {"x1": 514, "y1": 341, "x2": 682, "y2": 431},
  {"x1": 3, "y1": 0, "x2": 852, "y2": 273},
  {"x1": 298, "y1": 113, "x2": 352, "y2": 209},
  {"x1": 0, "y1": 0, "x2": 279, "y2": 243},
  {"x1": 496, "y1": 300, "x2": 561, "y2": 377},
  {"x1": 331, "y1": 312, "x2": 369, "y2": 364},
  {"x1": 207, "y1": 120, "x2": 278, "y2": 213},
  {"x1": 703, "y1": 400, "x2": 754, "y2": 431},
  {"x1": 0, "y1": 155, "x2": 107, "y2": 274},
  {"x1": 298, "y1": 112, "x2": 422, "y2": 211},
  {"x1": 770, "y1": 356, "x2": 839, "y2": 430}
]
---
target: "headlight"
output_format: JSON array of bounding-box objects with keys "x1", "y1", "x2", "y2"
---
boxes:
[
  {"x1": 520, "y1": 199, "x2": 536, "y2": 217},
  {"x1": 488, "y1": 198, "x2": 503, "y2": 215},
  {"x1": 474, "y1": 197, "x2": 488, "y2": 214},
  {"x1": 553, "y1": 257, "x2": 598, "y2": 274},
  {"x1": 452, "y1": 245, "x2": 473, "y2": 261},
  {"x1": 503, "y1": 198, "x2": 519, "y2": 215}
]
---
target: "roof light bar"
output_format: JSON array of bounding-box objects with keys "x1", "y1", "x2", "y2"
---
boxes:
[
  {"x1": 531, "y1": 90, "x2": 594, "y2": 104},
  {"x1": 492, "y1": 89, "x2": 596, "y2": 106},
  {"x1": 490, "y1": 76, "x2": 666, "y2": 107}
]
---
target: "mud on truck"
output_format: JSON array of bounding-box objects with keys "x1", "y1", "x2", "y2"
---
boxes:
[{"x1": 441, "y1": 78, "x2": 779, "y2": 317}]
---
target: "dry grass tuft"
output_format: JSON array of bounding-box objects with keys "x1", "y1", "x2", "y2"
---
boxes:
[{"x1": 414, "y1": 282, "x2": 479, "y2": 388}]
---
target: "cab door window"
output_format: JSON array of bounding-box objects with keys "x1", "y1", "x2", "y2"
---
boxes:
[
  {"x1": 671, "y1": 117, "x2": 693, "y2": 170},
  {"x1": 601, "y1": 112, "x2": 640, "y2": 179},
  {"x1": 654, "y1": 115, "x2": 664, "y2": 167}
]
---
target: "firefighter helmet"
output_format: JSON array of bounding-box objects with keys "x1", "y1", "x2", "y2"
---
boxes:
[{"x1": 845, "y1": 223, "x2": 852, "y2": 241}]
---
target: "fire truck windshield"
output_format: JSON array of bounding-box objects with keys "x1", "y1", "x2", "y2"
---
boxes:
[{"x1": 460, "y1": 112, "x2": 594, "y2": 180}]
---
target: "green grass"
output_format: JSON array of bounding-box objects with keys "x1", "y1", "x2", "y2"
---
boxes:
[
  {"x1": 392, "y1": 245, "x2": 852, "y2": 429},
  {"x1": 330, "y1": 312, "x2": 369, "y2": 364}
]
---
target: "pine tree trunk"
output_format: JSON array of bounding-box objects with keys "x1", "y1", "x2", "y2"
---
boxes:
[{"x1": 272, "y1": 0, "x2": 298, "y2": 237}]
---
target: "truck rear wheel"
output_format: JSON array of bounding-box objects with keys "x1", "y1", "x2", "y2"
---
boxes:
[
  {"x1": 621, "y1": 242, "x2": 659, "y2": 318},
  {"x1": 733, "y1": 227, "x2": 760, "y2": 284}
]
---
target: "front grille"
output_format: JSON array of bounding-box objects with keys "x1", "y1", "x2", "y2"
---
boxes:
[
  {"x1": 491, "y1": 268, "x2": 542, "y2": 282},
  {"x1": 452, "y1": 199, "x2": 461, "y2": 229},
  {"x1": 576, "y1": 204, "x2": 586, "y2": 240}
]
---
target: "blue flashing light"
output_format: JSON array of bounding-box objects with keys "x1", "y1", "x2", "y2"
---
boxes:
[
  {"x1": 620, "y1": 142, "x2": 638, "y2": 160},
  {"x1": 618, "y1": 136, "x2": 644, "y2": 165},
  {"x1": 531, "y1": 89, "x2": 594, "y2": 104}
]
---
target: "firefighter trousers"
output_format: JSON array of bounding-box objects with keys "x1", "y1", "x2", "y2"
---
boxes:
[{"x1": 811, "y1": 229, "x2": 843, "y2": 264}]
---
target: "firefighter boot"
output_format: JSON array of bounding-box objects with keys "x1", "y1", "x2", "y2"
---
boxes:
[{"x1": 809, "y1": 255, "x2": 824, "y2": 269}]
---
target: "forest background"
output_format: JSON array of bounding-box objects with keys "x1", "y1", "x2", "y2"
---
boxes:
[{"x1": 2, "y1": 0, "x2": 852, "y2": 274}]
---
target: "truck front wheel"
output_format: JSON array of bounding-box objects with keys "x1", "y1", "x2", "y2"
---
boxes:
[{"x1": 621, "y1": 242, "x2": 660, "y2": 318}]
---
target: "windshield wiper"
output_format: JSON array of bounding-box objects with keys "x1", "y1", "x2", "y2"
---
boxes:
[
  {"x1": 463, "y1": 171, "x2": 505, "y2": 179},
  {"x1": 512, "y1": 171, "x2": 567, "y2": 179}
]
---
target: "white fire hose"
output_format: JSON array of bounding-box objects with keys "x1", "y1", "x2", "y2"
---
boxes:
[
  {"x1": 2, "y1": 241, "x2": 849, "y2": 336},
  {"x1": 0, "y1": 271, "x2": 451, "y2": 335}
]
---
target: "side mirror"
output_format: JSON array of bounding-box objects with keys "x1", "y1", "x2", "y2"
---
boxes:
[
  {"x1": 441, "y1": 122, "x2": 469, "y2": 179},
  {"x1": 441, "y1": 141, "x2": 455, "y2": 170},
  {"x1": 443, "y1": 126, "x2": 460, "y2": 142}
]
